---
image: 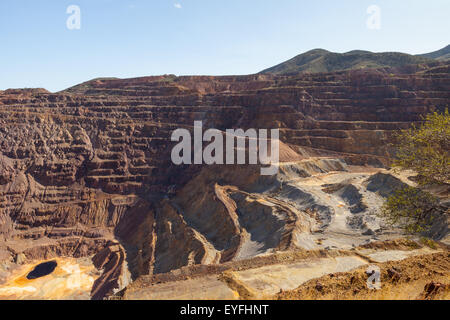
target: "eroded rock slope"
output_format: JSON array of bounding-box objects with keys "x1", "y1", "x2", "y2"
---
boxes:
[{"x1": 0, "y1": 62, "x2": 449, "y2": 299}]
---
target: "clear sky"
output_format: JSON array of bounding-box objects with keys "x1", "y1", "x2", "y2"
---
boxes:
[{"x1": 0, "y1": 0, "x2": 449, "y2": 92}]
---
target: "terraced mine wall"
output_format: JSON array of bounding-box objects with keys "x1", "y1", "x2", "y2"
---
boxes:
[{"x1": 0, "y1": 62, "x2": 448, "y2": 299}]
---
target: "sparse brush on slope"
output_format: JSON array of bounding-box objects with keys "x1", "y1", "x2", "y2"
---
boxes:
[{"x1": 261, "y1": 49, "x2": 433, "y2": 75}]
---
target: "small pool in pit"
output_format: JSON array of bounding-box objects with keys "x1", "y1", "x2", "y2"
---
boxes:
[
  {"x1": 0, "y1": 257, "x2": 101, "y2": 299},
  {"x1": 26, "y1": 261, "x2": 58, "y2": 280}
]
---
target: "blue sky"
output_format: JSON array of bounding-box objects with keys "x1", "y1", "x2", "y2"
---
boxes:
[{"x1": 0, "y1": 0, "x2": 449, "y2": 92}]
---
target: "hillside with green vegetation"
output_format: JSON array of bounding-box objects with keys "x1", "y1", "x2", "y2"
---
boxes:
[
  {"x1": 418, "y1": 44, "x2": 450, "y2": 61},
  {"x1": 260, "y1": 45, "x2": 449, "y2": 75}
]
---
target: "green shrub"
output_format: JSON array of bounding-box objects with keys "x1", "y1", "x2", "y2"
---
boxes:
[
  {"x1": 419, "y1": 236, "x2": 438, "y2": 249},
  {"x1": 392, "y1": 109, "x2": 449, "y2": 185},
  {"x1": 379, "y1": 186, "x2": 439, "y2": 233},
  {"x1": 381, "y1": 109, "x2": 449, "y2": 234}
]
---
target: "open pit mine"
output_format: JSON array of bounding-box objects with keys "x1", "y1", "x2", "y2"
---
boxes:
[{"x1": 0, "y1": 61, "x2": 449, "y2": 300}]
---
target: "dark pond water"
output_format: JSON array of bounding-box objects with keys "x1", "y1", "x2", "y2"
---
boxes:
[{"x1": 27, "y1": 260, "x2": 58, "y2": 280}]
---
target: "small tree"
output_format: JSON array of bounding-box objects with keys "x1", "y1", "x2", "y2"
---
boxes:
[
  {"x1": 381, "y1": 109, "x2": 449, "y2": 233},
  {"x1": 392, "y1": 109, "x2": 449, "y2": 185},
  {"x1": 380, "y1": 186, "x2": 439, "y2": 233}
]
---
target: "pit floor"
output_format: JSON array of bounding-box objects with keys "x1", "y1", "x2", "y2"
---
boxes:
[{"x1": 0, "y1": 257, "x2": 101, "y2": 300}]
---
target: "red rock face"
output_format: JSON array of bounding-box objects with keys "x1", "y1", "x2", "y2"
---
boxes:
[{"x1": 0, "y1": 62, "x2": 448, "y2": 299}]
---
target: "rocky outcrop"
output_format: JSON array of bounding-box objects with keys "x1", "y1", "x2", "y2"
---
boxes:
[{"x1": 91, "y1": 242, "x2": 130, "y2": 300}]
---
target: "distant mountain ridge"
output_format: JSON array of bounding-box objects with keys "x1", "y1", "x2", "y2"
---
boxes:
[
  {"x1": 260, "y1": 45, "x2": 450, "y2": 75},
  {"x1": 418, "y1": 44, "x2": 450, "y2": 60}
]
